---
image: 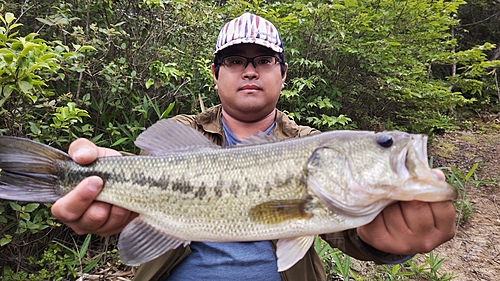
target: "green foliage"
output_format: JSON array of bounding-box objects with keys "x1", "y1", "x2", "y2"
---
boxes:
[
  {"x1": 440, "y1": 160, "x2": 498, "y2": 226},
  {"x1": 315, "y1": 236, "x2": 456, "y2": 280},
  {"x1": 444, "y1": 43, "x2": 500, "y2": 96},
  {"x1": 445, "y1": 163, "x2": 478, "y2": 225},
  {"x1": 4, "y1": 0, "x2": 497, "y2": 137},
  {"x1": 420, "y1": 252, "x2": 456, "y2": 280},
  {"x1": 258, "y1": 0, "x2": 497, "y2": 133},
  {"x1": 314, "y1": 237, "x2": 359, "y2": 280},
  {"x1": 0, "y1": 11, "x2": 93, "y2": 143},
  {"x1": 1, "y1": 234, "x2": 105, "y2": 281},
  {"x1": 0, "y1": 200, "x2": 62, "y2": 277},
  {"x1": 0, "y1": 200, "x2": 59, "y2": 246},
  {"x1": 51, "y1": 234, "x2": 103, "y2": 278},
  {"x1": 0, "y1": 13, "x2": 58, "y2": 105},
  {"x1": 1, "y1": 0, "x2": 499, "y2": 278},
  {"x1": 369, "y1": 253, "x2": 456, "y2": 281}
]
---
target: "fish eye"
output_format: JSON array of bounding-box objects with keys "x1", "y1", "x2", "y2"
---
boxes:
[{"x1": 377, "y1": 134, "x2": 393, "y2": 148}]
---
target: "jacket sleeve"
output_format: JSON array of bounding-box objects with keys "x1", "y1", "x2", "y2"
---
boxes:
[{"x1": 321, "y1": 229, "x2": 413, "y2": 264}]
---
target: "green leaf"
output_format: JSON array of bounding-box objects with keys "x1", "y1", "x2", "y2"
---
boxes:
[
  {"x1": 18, "y1": 81, "x2": 33, "y2": 94},
  {"x1": 36, "y1": 17, "x2": 56, "y2": 26},
  {"x1": 465, "y1": 162, "x2": 479, "y2": 181},
  {"x1": 24, "y1": 203, "x2": 40, "y2": 212},
  {"x1": 0, "y1": 237, "x2": 12, "y2": 246},
  {"x1": 79, "y1": 234, "x2": 92, "y2": 259},
  {"x1": 9, "y1": 202, "x2": 22, "y2": 211},
  {"x1": 5, "y1": 13, "x2": 15, "y2": 25},
  {"x1": 145, "y1": 78, "x2": 155, "y2": 89},
  {"x1": 20, "y1": 212, "x2": 30, "y2": 221},
  {"x1": 9, "y1": 23, "x2": 23, "y2": 30},
  {"x1": 78, "y1": 45, "x2": 97, "y2": 52},
  {"x1": 160, "y1": 102, "x2": 176, "y2": 119},
  {"x1": 83, "y1": 254, "x2": 102, "y2": 273},
  {"x1": 111, "y1": 137, "x2": 129, "y2": 147},
  {"x1": 0, "y1": 86, "x2": 14, "y2": 107},
  {"x1": 21, "y1": 42, "x2": 39, "y2": 56}
]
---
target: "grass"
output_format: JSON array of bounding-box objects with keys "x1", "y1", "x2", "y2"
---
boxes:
[{"x1": 316, "y1": 236, "x2": 456, "y2": 281}]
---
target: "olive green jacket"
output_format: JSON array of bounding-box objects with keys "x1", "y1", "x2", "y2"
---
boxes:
[{"x1": 133, "y1": 105, "x2": 408, "y2": 281}]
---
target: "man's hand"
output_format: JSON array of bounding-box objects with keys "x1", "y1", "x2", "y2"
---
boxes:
[
  {"x1": 357, "y1": 170, "x2": 456, "y2": 254},
  {"x1": 51, "y1": 138, "x2": 138, "y2": 236}
]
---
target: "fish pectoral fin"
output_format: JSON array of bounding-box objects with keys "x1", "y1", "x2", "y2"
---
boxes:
[
  {"x1": 276, "y1": 235, "x2": 316, "y2": 272},
  {"x1": 249, "y1": 199, "x2": 312, "y2": 224},
  {"x1": 117, "y1": 216, "x2": 190, "y2": 266}
]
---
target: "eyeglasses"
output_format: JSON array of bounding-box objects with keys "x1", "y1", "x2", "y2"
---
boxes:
[{"x1": 219, "y1": 55, "x2": 282, "y2": 71}]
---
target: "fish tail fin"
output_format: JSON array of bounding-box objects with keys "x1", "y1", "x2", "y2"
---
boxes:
[{"x1": 0, "y1": 136, "x2": 70, "y2": 202}]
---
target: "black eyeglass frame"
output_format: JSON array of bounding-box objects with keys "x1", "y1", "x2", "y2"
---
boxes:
[
  {"x1": 217, "y1": 55, "x2": 283, "y2": 70},
  {"x1": 213, "y1": 52, "x2": 287, "y2": 79}
]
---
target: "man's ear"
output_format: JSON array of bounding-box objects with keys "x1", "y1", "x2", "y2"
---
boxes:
[
  {"x1": 211, "y1": 64, "x2": 218, "y2": 90},
  {"x1": 282, "y1": 63, "x2": 288, "y2": 85}
]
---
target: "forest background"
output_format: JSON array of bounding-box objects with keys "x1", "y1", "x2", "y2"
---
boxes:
[{"x1": 0, "y1": 0, "x2": 499, "y2": 280}]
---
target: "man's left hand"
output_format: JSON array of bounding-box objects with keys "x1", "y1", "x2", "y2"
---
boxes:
[
  {"x1": 357, "y1": 200, "x2": 456, "y2": 254},
  {"x1": 357, "y1": 170, "x2": 456, "y2": 255}
]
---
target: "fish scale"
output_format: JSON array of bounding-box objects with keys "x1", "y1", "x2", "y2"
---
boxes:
[{"x1": 0, "y1": 119, "x2": 457, "y2": 271}]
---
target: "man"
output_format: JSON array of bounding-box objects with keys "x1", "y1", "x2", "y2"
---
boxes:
[{"x1": 51, "y1": 13, "x2": 456, "y2": 280}]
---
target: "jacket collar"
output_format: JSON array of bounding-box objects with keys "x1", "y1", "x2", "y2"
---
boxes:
[
  {"x1": 194, "y1": 104, "x2": 224, "y2": 135},
  {"x1": 194, "y1": 104, "x2": 301, "y2": 141}
]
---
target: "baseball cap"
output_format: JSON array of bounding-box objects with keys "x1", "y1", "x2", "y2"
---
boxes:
[{"x1": 214, "y1": 12, "x2": 284, "y2": 54}]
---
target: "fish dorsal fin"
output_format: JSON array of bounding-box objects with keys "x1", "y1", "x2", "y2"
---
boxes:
[
  {"x1": 276, "y1": 235, "x2": 316, "y2": 272},
  {"x1": 135, "y1": 119, "x2": 220, "y2": 155},
  {"x1": 237, "y1": 131, "x2": 279, "y2": 146},
  {"x1": 117, "y1": 216, "x2": 190, "y2": 265}
]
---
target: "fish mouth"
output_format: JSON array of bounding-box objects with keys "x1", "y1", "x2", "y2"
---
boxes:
[{"x1": 390, "y1": 134, "x2": 458, "y2": 202}]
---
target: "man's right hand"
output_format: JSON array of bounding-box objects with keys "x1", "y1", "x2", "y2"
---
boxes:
[{"x1": 51, "y1": 138, "x2": 138, "y2": 236}]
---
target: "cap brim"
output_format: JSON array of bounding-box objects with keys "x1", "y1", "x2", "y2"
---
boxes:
[{"x1": 214, "y1": 38, "x2": 283, "y2": 54}]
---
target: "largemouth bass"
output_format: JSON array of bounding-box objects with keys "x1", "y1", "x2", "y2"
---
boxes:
[{"x1": 0, "y1": 119, "x2": 457, "y2": 271}]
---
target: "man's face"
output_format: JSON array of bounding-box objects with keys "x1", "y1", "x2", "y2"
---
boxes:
[{"x1": 212, "y1": 44, "x2": 287, "y2": 122}]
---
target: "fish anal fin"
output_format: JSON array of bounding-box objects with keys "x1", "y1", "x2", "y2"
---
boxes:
[
  {"x1": 118, "y1": 216, "x2": 190, "y2": 266},
  {"x1": 249, "y1": 199, "x2": 312, "y2": 224},
  {"x1": 276, "y1": 235, "x2": 316, "y2": 272}
]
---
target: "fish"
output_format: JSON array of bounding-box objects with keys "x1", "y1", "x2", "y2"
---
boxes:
[{"x1": 0, "y1": 119, "x2": 457, "y2": 271}]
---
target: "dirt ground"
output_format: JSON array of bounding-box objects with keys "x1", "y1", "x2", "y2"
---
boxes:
[{"x1": 426, "y1": 121, "x2": 500, "y2": 280}]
